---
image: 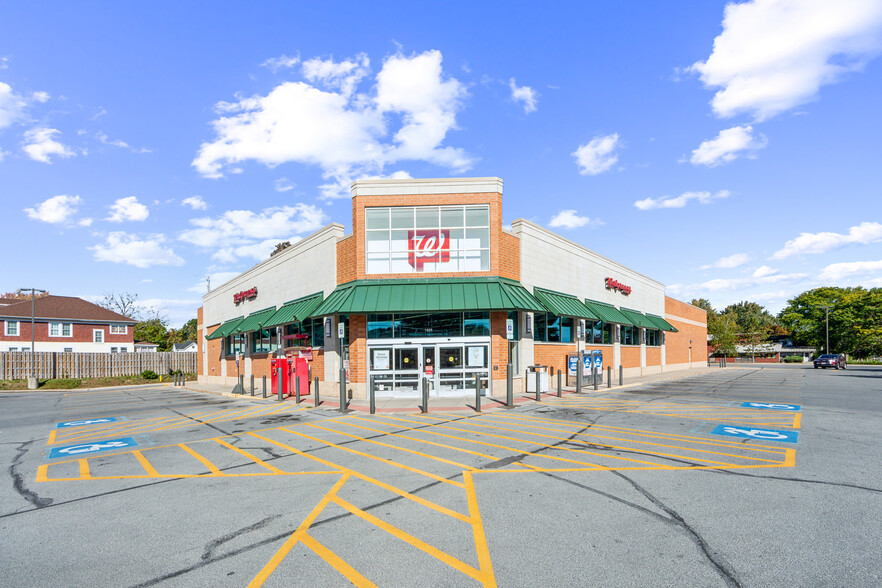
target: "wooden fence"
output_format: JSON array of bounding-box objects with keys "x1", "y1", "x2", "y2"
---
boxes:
[{"x1": 0, "y1": 351, "x2": 197, "y2": 380}]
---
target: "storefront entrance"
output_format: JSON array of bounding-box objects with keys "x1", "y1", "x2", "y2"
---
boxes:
[{"x1": 368, "y1": 339, "x2": 490, "y2": 397}]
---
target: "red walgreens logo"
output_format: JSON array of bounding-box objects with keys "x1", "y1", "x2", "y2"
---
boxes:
[
  {"x1": 408, "y1": 229, "x2": 450, "y2": 270},
  {"x1": 233, "y1": 287, "x2": 258, "y2": 304},
  {"x1": 605, "y1": 278, "x2": 632, "y2": 295}
]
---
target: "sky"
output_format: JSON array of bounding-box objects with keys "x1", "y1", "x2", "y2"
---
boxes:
[{"x1": 2, "y1": 0, "x2": 881, "y2": 326}]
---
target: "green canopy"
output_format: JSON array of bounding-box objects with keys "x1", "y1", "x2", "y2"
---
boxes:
[
  {"x1": 646, "y1": 313, "x2": 679, "y2": 332},
  {"x1": 618, "y1": 308, "x2": 657, "y2": 329},
  {"x1": 583, "y1": 300, "x2": 633, "y2": 325},
  {"x1": 262, "y1": 292, "x2": 324, "y2": 328},
  {"x1": 533, "y1": 287, "x2": 599, "y2": 320},
  {"x1": 229, "y1": 307, "x2": 277, "y2": 334},
  {"x1": 312, "y1": 277, "x2": 546, "y2": 315},
  {"x1": 205, "y1": 316, "x2": 244, "y2": 340}
]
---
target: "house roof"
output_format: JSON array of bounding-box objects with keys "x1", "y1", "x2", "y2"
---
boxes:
[
  {"x1": 172, "y1": 341, "x2": 195, "y2": 350},
  {"x1": 0, "y1": 295, "x2": 137, "y2": 324},
  {"x1": 135, "y1": 341, "x2": 159, "y2": 347}
]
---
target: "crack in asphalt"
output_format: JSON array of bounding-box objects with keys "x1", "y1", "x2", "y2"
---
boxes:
[
  {"x1": 9, "y1": 440, "x2": 53, "y2": 510},
  {"x1": 610, "y1": 470, "x2": 742, "y2": 588},
  {"x1": 200, "y1": 514, "x2": 282, "y2": 562},
  {"x1": 706, "y1": 468, "x2": 882, "y2": 494}
]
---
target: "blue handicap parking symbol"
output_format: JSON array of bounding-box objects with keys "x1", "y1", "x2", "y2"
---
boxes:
[
  {"x1": 711, "y1": 425, "x2": 798, "y2": 444},
  {"x1": 741, "y1": 402, "x2": 800, "y2": 411},
  {"x1": 56, "y1": 417, "x2": 118, "y2": 428},
  {"x1": 49, "y1": 437, "x2": 138, "y2": 459}
]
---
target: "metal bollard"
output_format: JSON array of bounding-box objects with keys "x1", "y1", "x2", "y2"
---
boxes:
[
  {"x1": 607, "y1": 366, "x2": 612, "y2": 388},
  {"x1": 369, "y1": 377, "x2": 376, "y2": 415},
  {"x1": 339, "y1": 365, "x2": 347, "y2": 413},
  {"x1": 557, "y1": 369, "x2": 562, "y2": 397},
  {"x1": 421, "y1": 377, "x2": 429, "y2": 413},
  {"x1": 506, "y1": 363, "x2": 513, "y2": 408},
  {"x1": 250, "y1": 374, "x2": 254, "y2": 396},
  {"x1": 576, "y1": 355, "x2": 583, "y2": 394},
  {"x1": 262, "y1": 375, "x2": 267, "y2": 398},
  {"x1": 314, "y1": 377, "x2": 320, "y2": 408},
  {"x1": 535, "y1": 370, "x2": 540, "y2": 401},
  {"x1": 593, "y1": 364, "x2": 598, "y2": 391},
  {"x1": 475, "y1": 374, "x2": 481, "y2": 412},
  {"x1": 239, "y1": 375, "x2": 244, "y2": 394},
  {"x1": 277, "y1": 368, "x2": 283, "y2": 402},
  {"x1": 619, "y1": 365, "x2": 623, "y2": 386},
  {"x1": 295, "y1": 373, "x2": 301, "y2": 404}
]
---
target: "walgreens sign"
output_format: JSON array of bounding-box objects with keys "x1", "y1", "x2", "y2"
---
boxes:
[
  {"x1": 233, "y1": 287, "x2": 258, "y2": 304},
  {"x1": 605, "y1": 277, "x2": 632, "y2": 295},
  {"x1": 408, "y1": 229, "x2": 450, "y2": 271}
]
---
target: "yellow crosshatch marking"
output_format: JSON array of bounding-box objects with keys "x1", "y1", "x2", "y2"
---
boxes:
[{"x1": 37, "y1": 408, "x2": 797, "y2": 587}]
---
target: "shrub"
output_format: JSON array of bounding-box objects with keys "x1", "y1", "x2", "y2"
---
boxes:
[
  {"x1": 168, "y1": 368, "x2": 182, "y2": 376},
  {"x1": 140, "y1": 370, "x2": 159, "y2": 380},
  {"x1": 781, "y1": 355, "x2": 804, "y2": 363},
  {"x1": 42, "y1": 378, "x2": 81, "y2": 389}
]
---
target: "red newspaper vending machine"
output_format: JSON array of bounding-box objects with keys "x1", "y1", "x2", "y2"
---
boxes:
[
  {"x1": 270, "y1": 357, "x2": 293, "y2": 396},
  {"x1": 291, "y1": 355, "x2": 310, "y2": 397}
]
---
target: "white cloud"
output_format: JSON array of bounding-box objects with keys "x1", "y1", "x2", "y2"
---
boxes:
[
  {"x1": 688, "y1": 0, "x2": 882, "y2": 120},
  {"x1": 700, "y1": 253, "x2": 750, "y2": 269},
  {"x1": 32, "y1": 91, "x2": 49, "y2": 103},
  {"x1": 107, "y1": 196, "x2": 149, "y2": 222},
  {"x1": 22, "y1": 127, "x2": 76, "y2": 163},
  {"x1": 572, "y1": 133, "x2": 620, "y2": 175},
  {"x1": 509, "y1": 78, "x2": 538, "y2": 113},
  {"x1": 690, "y1": 125, "x2": 766, "y2": 166},
  {"x1": 261, "y1": 54, "x2": 300, "y2": 71},
  {"x1": 23, "y1": 195, "x2": 82, "y2": 224},
  {"x1": 96, "y1": 132, "x2": 129, "y2": 149},
  {"x1": 818, "y1": 259, "x2": 882, "y2": 281},
  {"x1": 668, "y1": 271, "x2": 808, "y2": 298},
  {"x1": 752, "y1": 265, "x2": 779, "y2": 278},
  {"x1": 137, "y1": 298, "x2": 201, "y2": 326},
  {"x1": 548, "y1": 209, "x2": 602, "y2": 229},
  {"x1": 90, "y1": 232, "x2": 185, "y2": 268},
  {"x1": 274, "y1": 177, "x2": 294, "y2": 192},
  {"x1": 78, "y1": 218, "x2": 93, "y2": 227},
  {"x1": 182, "y1": 196, "x2": 207, "y2": 210},
  {"x1": 0, "y1": 81, "x2": 28, "y2": 129},
  {"x1": 179, "y1": 203, "x2": 326, "y2": 261},
  {"x1": 193, "y1": 50, "x2": 471, "y2": 199},
  {"x1": 635, "y1": 190, "x2": 730, "y2": 211},
  {"x1": 187, "y1": 271, "x2": 241, "y2": 294},
  {"x1": 771, "y1": 221, "x2": 882, "y2": 259}
]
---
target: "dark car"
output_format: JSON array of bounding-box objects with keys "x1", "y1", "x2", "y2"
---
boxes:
[{"x1": 814, "y1": 354, "x2": 846, "y2": 369}]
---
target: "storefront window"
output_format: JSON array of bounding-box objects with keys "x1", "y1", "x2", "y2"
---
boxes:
[
  {"x1": 645, "y1": 329, "x2": 660, "y2": 346},
  {"x1": 621, "y1": 326, "x2": 639, "y2": 346},
  {"x1": 284, "y1": 318, "x2": 326, "y2": 348},
  {"x1": 586, "y1": 320, "x2": 613, "y2": 345},
  {"x1": 366, "y1": 312, "x2": 491, "y2": 339},
  {"x1": 463, "y1": 312, "x2": 490, "y2": 336},
  {"x1": 226, "y1": 333, "x2": 246, "y2": 356},
  {"x1": 251, "y1": 329, "x2": 277, "y2": 354},
  {"x1": 534, "y1": 313, "x2": 573, "y2": 343}
]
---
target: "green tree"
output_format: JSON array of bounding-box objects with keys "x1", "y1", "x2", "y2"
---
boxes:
[
  {"x1": 134, "y1": 318, "x2": 170, "y2": 351},
  {"x1": 179, "y1": 318, "x2": 197, "y2": 342},
  {"x1": 778, "y1": 286, "x2": 879, "y2": 356},
  {"x1": 691, "y1": 298, "x2": 715, "y2": 314},
  {"x1": 708, "y1": 312, "x2": 738, "y2": 357},
  {"x1": 721, "y1": 301, "x2": 775, "y2": 333}
]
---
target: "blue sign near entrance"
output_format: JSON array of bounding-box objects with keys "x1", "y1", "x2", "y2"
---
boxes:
[
  {"x1": 56, "y1": 417, "x2": 118, "y2": 428},
  {"x1": 48, "y1": 437, "x2": 138, "y2": 459},
  {"x1": 710, "y1": 425, "x2": 798, "y2": 444},
  {"x1": 568, "y1": 351, "x2": 602, "y2": 375},
  {"x1": 741, "y1": 402, "x2": 801, "y2": 411}
]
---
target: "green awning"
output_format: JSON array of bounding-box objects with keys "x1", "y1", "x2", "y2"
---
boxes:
[
  {"x1": 619, "y1": 308, "x2": 657, "y2": 329},
  {"x1": 646, "y1": 313, "x2": 679, "y2": 332},
  {"x1": 312, "y1": 277, "x2": 547, "y2": 315},
  {"x1": 262, "y1": 292, "x2": 324, "y2": 328},
  {"x1": 229, "y1": 307, "x2": 277, "y2": 334},
  {"x1": 205, "y1": 316, "x2": 244, "y2": 340},
  {"x1": 583, "y1": 300, "x2": 633, "y2": 325},
  {"x1": 533, "y1": 287, "x2": 599, "y2": 320}
]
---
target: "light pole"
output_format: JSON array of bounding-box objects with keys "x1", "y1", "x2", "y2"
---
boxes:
[
  {"x1": 823, "y1": 305, "x2": 831, "y2": 354},
  {"x1": 19, "y1": 288, "x2": 47, "y2": 385}
]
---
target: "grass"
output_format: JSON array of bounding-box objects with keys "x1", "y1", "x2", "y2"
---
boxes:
[{"x1": 0, "y1": 374, "x2": 197, "y2": 391}]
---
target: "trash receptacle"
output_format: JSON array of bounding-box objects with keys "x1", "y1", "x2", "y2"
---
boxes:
[{"x1": 526, "y1": 365, "x2": 549, "y2": 393}]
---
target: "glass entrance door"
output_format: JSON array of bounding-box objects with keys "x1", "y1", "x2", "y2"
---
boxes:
[{"x1": 368, "y1": 340, "x2": 490, "y2": 397}]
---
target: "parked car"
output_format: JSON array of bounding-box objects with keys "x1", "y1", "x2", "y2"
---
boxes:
[{"x1": 813, "y1": 354, "x2": 846, "y2": 369}]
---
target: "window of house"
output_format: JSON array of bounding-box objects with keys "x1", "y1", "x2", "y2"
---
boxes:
[
  {"x1": 8, "y1": 347, "x2": 18, "y2": 352},
  {"x1": 5, "y1": 321, "x2": 18, "y2": 336},
  {"x1": 50, "y1": 322, "x2": 72, "y2": 337},
  {"x1": 64, "y1": 348, "x2": 73, "y2": 353},
  {"x1": 111, "y1": 347, "x2": 118, "y2": 353},
  {"x1": 93, "y1": 329, "x2": 104, "y2": 343},
  {"x1": 645, "y1": 329, "x2": 660, "y2": 346},
  {"x1": 119, "y1": 347, "x2": 128, "y2": 353},
  {"x1": 110, "y1": 324, "x2": 127, "y2": 334}
]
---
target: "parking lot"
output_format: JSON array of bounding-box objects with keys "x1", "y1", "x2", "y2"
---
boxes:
[{"x1": 2, "y1": 365, "x2": 880, "y2": 587}]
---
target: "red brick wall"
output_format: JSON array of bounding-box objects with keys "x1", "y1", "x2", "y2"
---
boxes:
[
  {"x1": 0, "y1": 320, "x2": 133, "y2": 344},
  {"x1": 646, "y1": 346, "x2": 661, "y2": 366},
  {"x1": 533, "y1": 343, "x2": 577, "y2": 376},
  {"x1": 337, "y1": 235, "x2": 356, "y2": 285},
  {"x1": 348, "y1": 315, "x2": 367, "y2": 383},
  {"x1": 204, "y1": 324, "x2": 223, "y2": 378},
  {"x1": 499, "y1": 232, "x2": 520, "y2": 280},
  {"x1": 490, "y1": 312, "x2": 511, "y2": 378},
  {"x1": 664, "y1": 297, "x2": 708, "y2": 364},
  {"x1": 621, "y1": 346, "x2": 641, "y2": 368}
]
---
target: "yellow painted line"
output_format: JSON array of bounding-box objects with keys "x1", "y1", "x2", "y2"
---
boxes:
[
  {"x1": 47, "y1": 429, "x2": 57, "y2": 445},
  {"x1": 332, "y1": 495, "x2": 484, "y2": 582},
  {"x1": 463, "y1": 471, "x2": 497, "y2": 587},
  {"x1": 54, "y1": 416, "x2": 177, "y2": 443},
  {"x1": 371, "y1": 414, "x2": 610, "y2": 470},
  {"x1": 248, "y1": 432, "x2": 470, "y2": 524},
  {"x1": 38, "y1": 471, "x2": 340, "y2": 482},
  {"x1": 132, "y1": 450, "x2": 160, "y2": 477},
  {"x1": 178, "y1": 444, "x2": 226, "y2": 476},
  {"x1": 213, "y1": 439, "x2": 286, "y2": 474},
  {"x1": 304, "y1": 422, "x2": 478, "y2": 471},
  {"x1": 455, "y1": 416, "x2": 781, "y2": 465},
  {"x1": 793, "y1": 413, "x2": 802, "y2": 430},
  {"x1": 79, "y1": 459, "x2": 91, "y2": 479},
  {"x1": 476, "y1": 459, "x2": 795, "y2": 474},
  {"x1": 36, "y1": 464, "x2": 49, "y2": 482},
  {"x1": 300, "y1": 534, "x2": 376, "y2": 588},
  {"x1": 278, "y1": 427, "x2": 465, "y2": 488},
  {"x1": 247, "y1": 473, "x2": 350, "y2": 588},
  {"x1": 340, "y1": 417, "x2": 498, "y2": 460},
  {"x1": 53, "y1": 416, "x2": 165, "y2": 437}
]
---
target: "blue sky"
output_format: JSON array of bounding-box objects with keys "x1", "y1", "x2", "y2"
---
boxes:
[{"x1": 2, "y1": 1, "x2": 881, "y2": 326}]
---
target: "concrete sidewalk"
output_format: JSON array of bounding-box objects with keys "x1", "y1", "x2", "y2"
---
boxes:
[{"x1": 180, "y1": 365, "x2": 735, "y2": 413}]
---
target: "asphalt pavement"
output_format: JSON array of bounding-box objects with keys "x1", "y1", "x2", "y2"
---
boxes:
[{"x1": 1, "y1": 364, "x2": 880, "y2": 587}]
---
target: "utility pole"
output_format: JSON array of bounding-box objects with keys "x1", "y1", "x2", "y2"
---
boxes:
[
  {"x1": 824, "y1": 305, "x2": 831, "y2": 354},
  {"x1": 19, "y1": 288, "x2": 47, "y2": 386}
]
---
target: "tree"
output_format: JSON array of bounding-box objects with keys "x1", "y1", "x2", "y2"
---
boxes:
[
  {"x1": 708, "y1": 312, "x2": 738, "y2": 357},
  {"x1": 721, "y1": 301, "x2": 775, "y2": 334},
  {"x1": 3, "y1": 290, "x2": 50, "y2": 300},
  {"x1": 691, "y1": 298, "x2": 715, "y2": 314},
  {"x1": 134, "y1": 319, "x2": 170, "y2": 351},
  {"x1": 179, "y1": 318, "x2": 197, "y2": 342},
  {"x1": 100, "y1": 292, "x2": 141, "y2": 320}
]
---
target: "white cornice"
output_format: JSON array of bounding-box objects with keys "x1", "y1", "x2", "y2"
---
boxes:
[{"x1": 351, "y1": 177, "x2": 503, "y2": 197}]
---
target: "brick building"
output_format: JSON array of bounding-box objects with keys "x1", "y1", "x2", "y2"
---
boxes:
[
  {"x1": 197, "y1": 177, "x2": 707, "y2": 397},
  {"x1": 0, "y1": 295, "x2": 136, "y2": 353}
]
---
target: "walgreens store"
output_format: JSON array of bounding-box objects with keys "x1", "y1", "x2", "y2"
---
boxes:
[{"x1": 198, "y1": 177, "x2": 707, "y2": 398}]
